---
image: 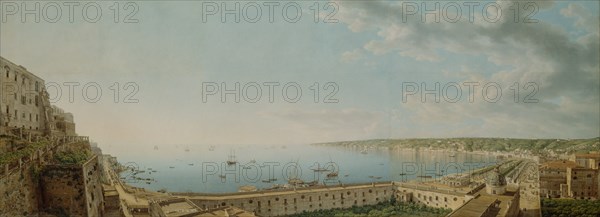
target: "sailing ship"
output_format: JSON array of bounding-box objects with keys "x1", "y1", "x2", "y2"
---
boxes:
[
  {"x1": 325, "y1": 155, "x2": 338, "y2": 178},
  {"x1": 227, "y1": 150, "x2": 237, "y2": 165}
]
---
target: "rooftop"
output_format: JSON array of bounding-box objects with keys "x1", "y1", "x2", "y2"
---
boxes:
[
  {"x1": 540, "y1": 160, "x2": 579, "y2": 170},
  {"x1": 449, "y1": 186, "x2": 518, "y2": 217}
]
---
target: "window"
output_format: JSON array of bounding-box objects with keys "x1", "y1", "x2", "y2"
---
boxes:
[{"x1": 4, "y1": 66, "x2": 9, "y2": 78}]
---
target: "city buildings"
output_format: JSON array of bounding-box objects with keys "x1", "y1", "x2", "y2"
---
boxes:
[
  {"x1": 0, "y1": 56, "x2": 76, "y2": 137},
  {"x1": 539, "y1": 152, "x2": 600, "y2": 200}
]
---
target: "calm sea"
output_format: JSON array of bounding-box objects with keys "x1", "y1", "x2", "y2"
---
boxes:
[{"x1": 113, "y1": 144, "x2": 496, "y2": 193}]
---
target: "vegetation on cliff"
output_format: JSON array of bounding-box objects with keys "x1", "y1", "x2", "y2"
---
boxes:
[
  {"x1": 290, "y1": 201, "x2": 451, "y2": 217},
  {"x1": 541, "y1": 198, "x2": 600, "y2": 217},
  {"x1": 53, "y1": 150, "x2": 91, "y2": 165},
  {"x1": 0, "y1": 140, "x2": 49, "y2": 166}
]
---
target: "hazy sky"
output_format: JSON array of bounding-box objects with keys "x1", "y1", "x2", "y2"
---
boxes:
[{"x1": 1, "y1": 0, "x2": 599, "y2": 151}]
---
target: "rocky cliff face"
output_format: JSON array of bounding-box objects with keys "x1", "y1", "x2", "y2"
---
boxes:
[
  {"x1": 0, "y1": 140, "x2": 103, "y2": 217},
  {"x1": 0, "y1": 163, "x2": 41, "y2": 216}
]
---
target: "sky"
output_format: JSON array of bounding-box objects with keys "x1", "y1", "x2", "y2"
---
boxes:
[{"x1": 1, "y1": 0, "x2": 599, "y2": 151}]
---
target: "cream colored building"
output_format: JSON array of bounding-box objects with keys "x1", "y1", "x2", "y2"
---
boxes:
[
  {"x1": 0, "y1": 57, "x2": 51, "y2": 134},
  {"x1": 539, "y1": 152, "x2": 600, "y2": 200},
  {"x1": 0, "y1": 56, "x2": 76, "y2": 137}
]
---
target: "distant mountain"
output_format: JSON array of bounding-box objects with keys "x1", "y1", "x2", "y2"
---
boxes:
[{"x1": 313, "y1": 137, "x2": 600, "y2": 154}]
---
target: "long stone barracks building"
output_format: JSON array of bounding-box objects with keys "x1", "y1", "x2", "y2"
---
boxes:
[
  {"x1": 169, "y1": 182, "x2": 396, "y2": 217},
  {"x1": 0, "y1": 56, "x2": 76, "y2": 137}
]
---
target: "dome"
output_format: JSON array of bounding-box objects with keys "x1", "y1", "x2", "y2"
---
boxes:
[{"x1": 486, "y1": 167, "x2": 506, "y2": 186}]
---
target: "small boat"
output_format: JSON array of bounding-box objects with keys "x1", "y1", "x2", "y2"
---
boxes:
[
  {"x1": 269, "y1": 178, "x2": 277, "y2": 181},
  {"x1": 344, "y1": 174, "x2": 349, "y2": 177},
  {"x1": 188, "y1": 163, "x2": 194, "y2": 166},
  {"x1": 288, "y1": 178, "x2": 304, "y2": 185},
  {"x1": 311, "y1": 166, "x2": 330, "y2": 172},
  {"x1": 243, "y1": 166, "x2": 252, "y2": 169},
  {"x1": 305, "y1": 180, "x2": 319, "y2": 186},
  {"x1": 219, "y1": 175, "x2": 226, "y2": 179},
  {"x1": 262, "y1": 179, "x2": 272, "y2": 183},
  {"x1": 185, "y1": 147, "x2": 190, "y2": 152},
  {"x1": 227, "y1": 150, "x2": 237, "y2": 165},
  {"x1": 417, "y1": 175, "x2": 433, "y2": 179},
  {"x1": 361, "y1": 150, "x2": 368, "y2": 154},
  {"x1": 327, "y1": 172, "x2": 338, "y2": 178},
  {"x1": 169, "y1": 166, "x2": 175, "y2": 169},
  {"x1": 146, "y1": 181, "x2": 151, "y2": 184}
]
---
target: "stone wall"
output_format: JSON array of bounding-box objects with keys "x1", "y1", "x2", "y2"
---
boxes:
[
  {"x1": 41, "y1": 155, "x2": 104, "y2": 217},
  {"x1": 0, "y1": 139, "x2": 100, "y2": 217},
  {"x1": 396, "y1": 183, "x2": 467, "y2": 210},
  {"x1": 186, "y1": 182, "x2": 395, "y2": 217},
  {"x1": 0, "y1": 161, "x2": 41, "y2": 216}
]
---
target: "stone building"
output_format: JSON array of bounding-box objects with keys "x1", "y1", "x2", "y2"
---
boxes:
[
  {"x1": 41, "y1": 154, "x2": 105, "y2": 216},
  {"x1": 396, "y1": 183, "x2": 468, "y2": 210},
  {"x1": 447, "y1": 169, "x2": 520, "y2": 217},
  {"x1": 0, "y1": 56, "x2": 52, "y2": 134},
  {"x1": 51, "y1": 105, "x2": 77, "y2": 136},
  {"x1": 539, "y1": 153, "x2": 600, "y2": 200},
  {"x1": 441, "y1": 173, "x2": 471, "y2": 187},
  {"x1": 149, "y1": 197, "x2": 256, "y2": 217},
  {"x1": 0, "y1": 56, "x2": 76, "y2": 137},
  {"x1": 485, "y1": 167, "x2": 507, "y2": 195},
  {"x1": 570, "y1": 152, "x2": 600, "y2": 169},
  {"x1": 539, "y1": 160, "x2": 577, "y2": 198},
  {"x1": 182, "y1": 182, "x2": 395, "y2": 217}
]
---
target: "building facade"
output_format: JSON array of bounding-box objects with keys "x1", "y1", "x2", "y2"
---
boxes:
[
  {"x1": 539, "y1": 152, "x2": 600, "y2": 200},
  {"x1": 0, "y1": 57, "x2": 51, "y2": 134},
  {"x1": 0, "y1": 56, "x2": 75, "y2": 137}
]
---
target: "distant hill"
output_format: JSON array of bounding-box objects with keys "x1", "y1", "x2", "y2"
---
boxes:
[{"x1": 313, "y1": 137, "x2": 600, "y2": 155}]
